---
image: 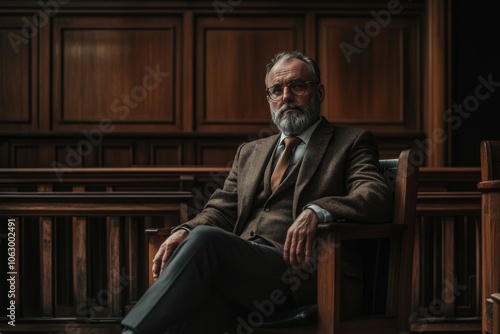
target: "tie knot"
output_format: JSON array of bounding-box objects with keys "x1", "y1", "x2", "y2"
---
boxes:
[{"x1": 283, "y1": 137, "x2": 301, "y2": 149}]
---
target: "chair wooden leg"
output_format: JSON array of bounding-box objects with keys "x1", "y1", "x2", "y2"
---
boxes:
[{"x1": 317, "y1": 233, "x2": 342, "y2": 334}]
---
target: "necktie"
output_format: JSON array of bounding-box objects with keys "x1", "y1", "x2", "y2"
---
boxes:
[{"x1": 270, "y1": 137, "x2": 302, "y2": 192}]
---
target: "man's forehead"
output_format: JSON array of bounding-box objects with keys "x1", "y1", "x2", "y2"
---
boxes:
[{"x1": 267, "y1": 58, "x2": 310, "y2": 84}]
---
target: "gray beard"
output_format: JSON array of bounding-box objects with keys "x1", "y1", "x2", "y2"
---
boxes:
[{"x1": 270, "y1": 100, "x2": 320, "y2": 136}]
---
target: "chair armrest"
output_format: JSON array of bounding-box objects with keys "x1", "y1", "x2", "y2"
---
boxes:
[
  {"x1": 145, "y1": 227, "x2": 174, "y2": 236},
  {"x1": 317, "y1": 222, "x2": 407, "y2": 241},
  {"x1": 478, "y1": 180, "x2": 500, "y2": 191}
]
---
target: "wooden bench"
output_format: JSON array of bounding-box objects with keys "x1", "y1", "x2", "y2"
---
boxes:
[
  {"x1": 0, "y1": 166, "x2": 486, "y2": 333},
  {"x1": 0, "y1": 168, "x2": 217, "y2": 333}
]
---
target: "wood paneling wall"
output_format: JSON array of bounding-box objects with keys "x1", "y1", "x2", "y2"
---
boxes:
[
  {"x1": 0, "y1": 166, "x2": 483, "y2": 333},
  {"x1": 0, "y1": 0, "x2": 432, "y2": 168}
]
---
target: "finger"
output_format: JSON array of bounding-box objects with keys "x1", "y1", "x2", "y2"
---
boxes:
[
  {"x1": 300, "y1": 234, "x2": 315, "y2": 269},
  {"x1": 160, "y1": 244, "x2": 172, "y2": 273},
  {"x1": 152, "y1": 244, "x2": 165, "y2": 279},
  {"x1": 296, "y1": 233, "x2": 311, "y2": 267},
  {"x1": 153, "y1": 262, "x2": 162, "y2": 278},
  {"x1": 302, "y1": 228, "x2": 313, "y2": 263},
  {"x1": 152, "y1": 267, "x2": 160, "y2": 281},
  {"x1": 152, "y1": 260, "x2": 159, "y2": 279},
  {"x1": 296, "y1": 237, "x2": 307, "y2": 267},
  {"x1": 283, "y1": 230, "x2": 293, "y2": 264},
  {"x1": 289, "y1": 230, "x2": 299, "y2": 267}
]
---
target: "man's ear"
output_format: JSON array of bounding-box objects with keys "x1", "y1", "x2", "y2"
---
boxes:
[{"x1": 317, "y1": 83, "x2": 325, "y2": 103}]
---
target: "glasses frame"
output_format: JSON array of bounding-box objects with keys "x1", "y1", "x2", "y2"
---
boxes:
[{"x1": 265, "y1": 80, "x2": 320, "y2": 101}]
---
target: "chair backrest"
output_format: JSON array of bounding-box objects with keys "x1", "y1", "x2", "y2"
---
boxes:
[
  {"x1": 360, "y1": 150, "x2": 419, "y2": 315},
  {"x1": 388, "y1": 149, "x2": 419, "y2": 325},
  {"x1": 480, "y1": 141, "x2": 500, "y2": 334},
  {"x1": 379, "y1": 158, "x2": 398, "y2": 193},
  {"x1": 379, "y1": 149, "x2": 419, "y2": 226},
  {"x1": 392, "y1": 150, "x2": 419, "y2": 226},
  {"x1": 481, "y1": 141, "x2": 500, "y2": 181}
]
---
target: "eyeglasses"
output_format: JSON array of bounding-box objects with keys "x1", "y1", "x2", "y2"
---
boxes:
[{"x1": 266, "y1": 80, "x2": 319, "y2": 101}]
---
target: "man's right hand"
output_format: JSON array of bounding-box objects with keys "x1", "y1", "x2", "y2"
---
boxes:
[{"x1": 152, "y1": 229, "x2": 189, "y2": 281}]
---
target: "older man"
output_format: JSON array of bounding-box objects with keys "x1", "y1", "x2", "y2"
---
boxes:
[{"x1": 121, "y1": 50, "x2": 393, "y2": 334}]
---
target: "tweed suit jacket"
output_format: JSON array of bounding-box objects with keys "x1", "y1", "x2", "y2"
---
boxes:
[{"x1": 182, "y1": 117, "x2": 393, "y2": 248}]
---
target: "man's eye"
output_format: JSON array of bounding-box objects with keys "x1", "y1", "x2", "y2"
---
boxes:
[
  {"x1": 271, "y1": 86, "x2": 283, "y2": 94},
  {"x1": 291, "y1": 82, "x2": 306, "y2": 90}
]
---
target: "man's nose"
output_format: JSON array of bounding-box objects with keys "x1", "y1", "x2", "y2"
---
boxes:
[{"x1": 282, "y1": 86, "x2": 295, "y2": 103}]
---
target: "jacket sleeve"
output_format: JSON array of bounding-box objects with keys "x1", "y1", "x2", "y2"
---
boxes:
[
  {"x1": 178, "y1": 143, "x2": 244, "y2": 232},
  {"x1": 310, "y1": 130, "x2": 394, "y2": 223}
]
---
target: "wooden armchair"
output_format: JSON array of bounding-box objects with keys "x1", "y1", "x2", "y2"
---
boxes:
[
  {"x1": 145, "y1": 149, "x2": 419, "y2": 333},
  {"x1": 478, "y1": 141, "x2": 500, "y2": 334},
  {"x1": 312, "y1": 148, "x2": 419, "y2": 334}
]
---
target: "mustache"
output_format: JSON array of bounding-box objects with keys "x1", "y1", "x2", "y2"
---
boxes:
[{"x1": 277, "y1": 103, "x2": 307, "y2": 115}]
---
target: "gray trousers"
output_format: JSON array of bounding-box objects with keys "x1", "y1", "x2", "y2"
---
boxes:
[{"x1": 121, "y1": 226, "x2": 302, "y2": 334}]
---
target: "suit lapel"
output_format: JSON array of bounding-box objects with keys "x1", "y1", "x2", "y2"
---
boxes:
[
  {"x1": 236, "y1": 135, "x2": 279, "y2": 229},
  {"x1": 293, "y1": 118, "x2": 335, "y2": 216}
]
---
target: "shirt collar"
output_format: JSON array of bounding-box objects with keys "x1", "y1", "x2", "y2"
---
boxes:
[{"x1": 278, "y1": 117, "x2": 322, "y2": 146}]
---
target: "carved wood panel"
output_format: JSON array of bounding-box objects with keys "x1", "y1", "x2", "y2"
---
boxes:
[
  {"x1": 151, "y1": 144, "x2": 183, "y2": 166},
  {"x1": 317, "y1": 15, "x2": 421, "y2": 132},
  {"x1": 52, "y1": 16, "x2": 183, "y2": 133},
  {"x1": 0, "y1": 15, "x2": 38, "y2": 131},
  {"x1": 195, "y1": 15, "x2": 305, "y2": 133},
  {"x1": 198, "y1": 142, "x2": 241, "y2": 166},
  {"x1": 11, "y1": 144, "x2": 41, "y2": 167},
  {"x1": 0, "y1": 2, "x2": 430, "y2": 169}
]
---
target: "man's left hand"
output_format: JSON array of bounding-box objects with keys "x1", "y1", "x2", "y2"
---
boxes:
[{"x1": 283, "y1": 209, "x2": 319, "y2": 268}]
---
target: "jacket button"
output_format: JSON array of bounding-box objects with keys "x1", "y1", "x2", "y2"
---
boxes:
[{"x1": 250, "y1": 231, "x2": 255, "y2": 236}]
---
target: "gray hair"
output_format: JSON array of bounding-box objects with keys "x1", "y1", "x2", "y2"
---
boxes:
[{"x1": 264, "y1": 51, "x2": 321, "y2": 86}]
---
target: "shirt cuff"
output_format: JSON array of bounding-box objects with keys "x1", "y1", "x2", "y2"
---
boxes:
[
  {"x1": 304, "y1": 204, "x2": 333, "y2": 223},
  {"x1": 171, "y1": 225, "x2": 191, "y2": 235}
]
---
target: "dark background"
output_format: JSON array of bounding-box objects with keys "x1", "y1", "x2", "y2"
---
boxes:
[{"x1": 451, "y1": 0, "x2": 500, "y2": 166}]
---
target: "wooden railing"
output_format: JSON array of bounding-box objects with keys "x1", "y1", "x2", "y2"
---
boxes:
[
  {"x1": 412, "y1": 168, "x2": 482, "y2": 332},
  {"x1": 0, "y1": 168, "x2": 220, "y2": 333},
  {"x1": 413, "y1": 192, "x2": 482, "y2": 332},
  {"x1": 0, "y1": 167, "x2": 484, "y2": 333}
]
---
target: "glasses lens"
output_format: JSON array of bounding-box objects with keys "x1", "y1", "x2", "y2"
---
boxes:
[
  {"x1": 269, "y1": 86, "x2": 283, "y2": 100},
  {"x1": 290, "y1": 81, "x2": 308, "y2": 96},
  {"x1": 267, "y1": 81, "x2": 312, "y2": 100}
]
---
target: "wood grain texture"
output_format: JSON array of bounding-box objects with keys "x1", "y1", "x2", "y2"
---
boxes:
[
  {"x1": 0, "y1": 2, "x2": 433, "y2": 168},
  {"x1": 52, "y1": 16, "x2": 182, "y2": 132},
  {"x1": 0, "y1": 16, "x2": 38, "y2": 131},
  {"x1": 318, "y1": 16, "x2": 420, "y2": 131},
  {"x1": 479, "y1": 141, "x2": 500, "y2": 334},
  {"x1": 195, "y1": 15, "x2": 304, "y2": 132}
]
